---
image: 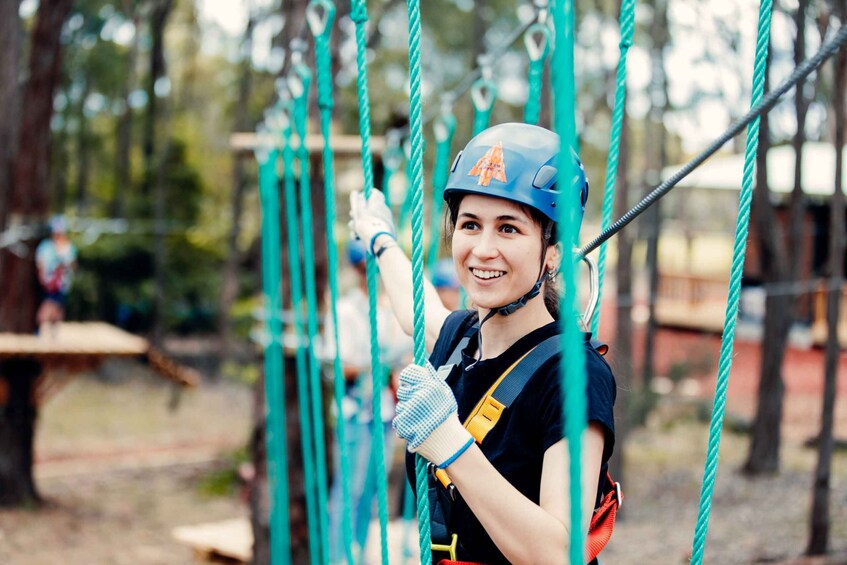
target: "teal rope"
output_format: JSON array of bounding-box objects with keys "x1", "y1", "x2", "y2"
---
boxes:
[
  {"x1": 690, "y1": 1, "x2": 773, "y2": 562},
  {"x1": 523, "y1": 23, "x2": 550, "y2": 125},
  {"x1": 350, "y1": 1, "x2": 392, "y2": 562},
  {"x1": 310, "y1": 3, "x2": 355, "y2": 564},
  {"x1": 258, "y1": 148, "x2": 293, "y2": 564},
  {"x1": 381, "y1": 141, "x2": 403, "y2": 209},
  {"x1": 590, "y1": 0, "x2": 636, "y2": 335},
  {"x1": 397, "y1": 143, "x2": 416, "y2": 233},
  {"x1": 426, "y1": 111, "x2": 456, "y2": 269},
  {"x1": 281, "y1": 115, "x2": 321, "y2": 565},
  {"x1": 551, "y1": 0, "x2": 587, "y2": 562},
  {"x1": 404, "y1": 1, "x2": 433, "y2": 563},
  {"x1": 291, "y1": 63, "x2": 331, "y2": 565}
]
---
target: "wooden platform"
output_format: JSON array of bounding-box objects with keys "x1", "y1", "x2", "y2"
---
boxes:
[{"x1": 0, "y1": 322, "x2": 200, "y2": 387}]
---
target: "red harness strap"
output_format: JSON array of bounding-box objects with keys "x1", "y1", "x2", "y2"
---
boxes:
[{"x1": 586, "y1": 471, "x2": 623, "y2": 562}]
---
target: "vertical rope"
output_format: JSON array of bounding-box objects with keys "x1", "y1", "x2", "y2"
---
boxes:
[
  {"x1": 591, "y1": 0, "x2": 636, "y2": 335},
  {"x1": 551, "y1": 0, "x2": 587, "y2": 562},
  {"x1": 291, "y1": 63, "x2": 331, "y2": 565},
  {"x1": 690, "y1": 1, "x2": 773, "y2": 562},
  {"x1": 426, "y1": 110, "x2": 456, "y2": 269},
  {"x1": 258, "y1": 147, "x2": 293, "y2": 564},
  {"x1": 350, "y1": 1, "x2": 392, "y2": 562},
  {"x1": 309, "y1": 3, "x2": 355, "y2": 564},
  {"x1": 403, "y1": 1, "x2": 433, "y2": 562},
  {"x1": 470, "y1": 77, "x2": 497, "y2": 135},
  {"x1": 281, "y1": 113, "x2": 321, "y2": 565}
]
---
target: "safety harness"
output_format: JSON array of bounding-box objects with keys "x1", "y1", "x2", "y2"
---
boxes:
[{"x1": 428, "y1": 319, "x2": 621, "y2": 565}]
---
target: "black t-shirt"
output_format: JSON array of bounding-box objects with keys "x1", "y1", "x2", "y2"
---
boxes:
[{"x1": 405, "y1": 310, "x2": 617, "y2": 564}]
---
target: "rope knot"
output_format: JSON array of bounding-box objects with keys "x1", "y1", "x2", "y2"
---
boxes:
[{"x1": 350, "y1": 1, "x2": 368, "y2": 23}]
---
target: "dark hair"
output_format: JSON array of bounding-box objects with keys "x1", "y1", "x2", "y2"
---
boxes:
[{"x1": 443, "y1": 194, "x2": 561, "y2": 319}]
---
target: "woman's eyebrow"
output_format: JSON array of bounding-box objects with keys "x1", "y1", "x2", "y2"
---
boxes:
[{"x1": 496, "y1": 214, "x2": 529, "y2": 224}]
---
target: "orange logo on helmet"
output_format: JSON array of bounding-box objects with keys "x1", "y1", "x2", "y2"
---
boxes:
[{"x1": 468, "y1": 142, "x2": 507, "y2": 186}]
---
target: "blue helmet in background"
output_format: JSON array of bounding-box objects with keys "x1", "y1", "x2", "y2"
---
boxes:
[
  {"x1": 443, "y1": 123, "x2": 588, "y2": 228},
  {"x1": 346, "y1": 239, "x2": 367, "y2": 266},
  {"x1": 431, "y1": 258, "x2": 459, "y2": 290},
  {"x1": 49, "y1": 215, "x2": 69, "y2": 235}
]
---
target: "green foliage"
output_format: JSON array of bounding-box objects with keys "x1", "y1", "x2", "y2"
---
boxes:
[{"x1": 196, "y1": 447, "x2": 250, "y2": 498}]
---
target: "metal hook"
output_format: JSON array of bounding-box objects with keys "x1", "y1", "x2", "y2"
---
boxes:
[
  {"x1": 290, "y1": 38, "x2": 307, "y2": 66},
  {"x1": 524, "y1": 22, "x2": 551, "y2": 62},
  {"x1": 477, "y1": 53, "x2": 494, "y2": 81},
  {"x1": 470, "y1": 79, "x2": 497, "y2": 112},
  {"x1": 579, "y1": 253, "x2": 600, "y2": 330},
  {"x1": 306, "y1": 0, "x2": 335, "y2": 38}
]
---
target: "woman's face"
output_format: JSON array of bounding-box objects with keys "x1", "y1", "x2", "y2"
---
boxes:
[{"x1": 452, "y1": 194, "x2": 551, "y2": 311}]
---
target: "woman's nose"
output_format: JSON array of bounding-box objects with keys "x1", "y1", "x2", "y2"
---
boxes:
[{"x1": 471, "y1": 230, "x2": 499, "y2": 260}]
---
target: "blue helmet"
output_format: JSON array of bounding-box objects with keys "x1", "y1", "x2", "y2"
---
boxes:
[
  {"x1": 431, "y1": 258, "x2": 459, "y2": 290},
  {"x1": 346, "y1": 239, "x2": 367, "y2": 266},
  {"x1": 49, "y1": 215, "x2": 69, "y2": 235},
  {"x1": 443, "y1": 123, "x2": 588, "y2": 227}
]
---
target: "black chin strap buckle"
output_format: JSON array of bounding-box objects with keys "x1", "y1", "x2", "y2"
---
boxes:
[{"x1": 496, "y1": 280, "x2": 543, "y2": 317}]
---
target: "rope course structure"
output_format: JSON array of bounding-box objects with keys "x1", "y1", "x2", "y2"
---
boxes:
[{"x1": 245, "y1": 1, "x2": 847, "y2": 563}]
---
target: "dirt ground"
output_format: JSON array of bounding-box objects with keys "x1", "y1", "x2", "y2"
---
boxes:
[{"x1": 0, "y1": 338, "x2": 846, "y2": 564}]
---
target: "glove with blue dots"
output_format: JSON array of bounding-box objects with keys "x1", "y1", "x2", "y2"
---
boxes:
[{"x1": 393, "y1": 362, "x2": 474, "y2": 468}]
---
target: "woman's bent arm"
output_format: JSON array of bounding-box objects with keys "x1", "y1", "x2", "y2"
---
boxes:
[{"x1": 447, "y1": 424, "x2": 606, "y2": 564}]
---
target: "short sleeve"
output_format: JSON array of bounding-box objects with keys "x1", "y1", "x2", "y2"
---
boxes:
[{"x1": 537, "y1": 343, "x2": 617, "y2": 461}]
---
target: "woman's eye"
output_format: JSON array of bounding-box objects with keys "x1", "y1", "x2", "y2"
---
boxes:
[
  {"x1": 460, "y1": 221, "x2": 479, "y2": 230},
  {"x1": 500, "y1": 224, "x2": 519, "y2": 234}
]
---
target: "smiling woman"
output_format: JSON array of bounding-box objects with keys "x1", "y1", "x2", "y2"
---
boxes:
[{"x1": 349, "y1": 122, "x2": 617, "y2": 564}]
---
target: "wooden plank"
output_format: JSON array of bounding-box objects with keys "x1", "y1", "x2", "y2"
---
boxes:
[{"x1": 172, "y1": 518, "x2": 252, "y2": 563}]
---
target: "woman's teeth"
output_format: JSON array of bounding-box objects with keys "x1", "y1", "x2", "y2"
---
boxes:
[{"x1": 472, "y1": 268, "x2": 505, "y2": 280}]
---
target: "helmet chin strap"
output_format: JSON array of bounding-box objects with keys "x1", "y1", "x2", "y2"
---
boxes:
[{"x1": 471, "y1": 224, "x2": 552, "y2": 364}]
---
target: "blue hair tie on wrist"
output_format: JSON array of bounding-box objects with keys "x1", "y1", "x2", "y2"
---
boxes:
[{"x1": 369, "y1": 231, "x2": 396, "y2": 256}]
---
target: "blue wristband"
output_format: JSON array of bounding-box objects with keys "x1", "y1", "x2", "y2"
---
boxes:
[
  {"x1": 437, "y1": 436, "x2": 474, "y2": 469},
  {"x1": 369, "y1": 231, "x2": 396, "y2": 256}
]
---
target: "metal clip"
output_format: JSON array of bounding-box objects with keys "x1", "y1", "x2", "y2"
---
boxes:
[{"x1": 306, "y1": 0, "x2": 335, "y2": 37}]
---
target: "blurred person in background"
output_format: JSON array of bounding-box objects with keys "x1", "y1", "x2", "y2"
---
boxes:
[
  {"x1": 35, "y1": 215, "x2": 77, "y2": 335},
  {"x1": 322, "y1": 239, "x2": 412, "y2": 562},
  {"x1": 431, "y1": 257, "x2": 461, "y2": 310}
]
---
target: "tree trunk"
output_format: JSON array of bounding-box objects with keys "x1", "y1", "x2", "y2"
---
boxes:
[
  {"x1": 641, "y1": 0, "x2": 669, "y2": 389},
  {"x1": 74, "y1": 80, "x2": 91, "y2": 214},
  {"x1": 0, "y1": 0, "x2": 72, "y2": 509},
  {"x1": 0, "y1": 0, "x2": 23, "y2": 237},
  {"x1": 609, "y1": 111, "x2": 632, "y2": 491},
  {"x1": 744, "y1": 39, "x2": 792, "y2": 476},
  {"x1": 219, "y1": 16, "x2": 256, "y2": 377},
  {"x1": 0, "y1": 359, "x2": 42, "y2": 506},
  {"x1": 141, "y1": 0, "x2": 173, "y2": 197},
  {"x1": 807, "y1": 3, "x2": 845, "y2": 552},
  {"x1": 112, "y1": 2, "x2": 141, "y2": 218}
]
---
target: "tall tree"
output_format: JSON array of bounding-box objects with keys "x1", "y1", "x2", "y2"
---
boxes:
[
  {"x1": 219, "y1": 15, "x2": 257, "y2": 375},
  {"x1": 807, "y1": 0, "x2": 845, "y2": 553},
  {"x1": 641, "y1": 0, "x2": 669, "y2": 391},
  {"x1": 112, "y1": 0, "x2": 142, "y2": 217},
  {"x1": 0, "y1": 0, "x2": 74, "y2": 506},
  {"x1": 141, "y1": 0, "x2": 174, "y2": 196},
  {"x1": 743, "y1": 5, "x2": 809, "y2": 475},
  {"x1": 0, "y1": 0, "x2": 23, "y2": 232}
]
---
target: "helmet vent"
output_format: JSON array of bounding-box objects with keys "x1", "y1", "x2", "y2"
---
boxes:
[
  {"x1": 450, "y1": 150, "x2": 463, "y2": 173},
  {"x1": 532, "y1": 165, "x2": 557, "y2": 189}
]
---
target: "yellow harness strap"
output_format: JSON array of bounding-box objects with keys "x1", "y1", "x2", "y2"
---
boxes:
[{"x1": 433, "y1": 347, "x2": 537, "y2": 489}]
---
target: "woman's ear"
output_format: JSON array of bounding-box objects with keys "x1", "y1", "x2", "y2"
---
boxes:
[{"x1": 546, "y1": 241, "x2": 563, "y2": 273}]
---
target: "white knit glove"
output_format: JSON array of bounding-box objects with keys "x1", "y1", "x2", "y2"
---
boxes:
[
  {"x1": 349, "y1": 190, "x2": 397, "y2": 255},
  {"x1": 393, "y1": 362, "x2": 474, "y2": 468}
]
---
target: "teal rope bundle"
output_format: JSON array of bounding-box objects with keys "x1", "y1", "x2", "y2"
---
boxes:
[
  {"x1": 281, "y1": 113, "x2": 322, "y2": 565},
  {"x1": 257, "y1": 146, "x2": 293, "y2": 564},
  {"x1": 308, "y1": 2, "x2": 355, "y2": 564},
  {"x1": 690, "y1": 1, "x2": 773, "y2": 562},
  {"x1": 551, "y1": 0, "x2": 587, "y2": 562},
  {"x1": 523, "y1": 23, "x2": 550, "y2": 125},
  {"x1": 590, "y1": 0, "x2": 636, "y2": 335},
  {"x1": 403, "y1": 1, "x2": 433, "y2": 562},
  {"x1": 350, "y1": 1, "x2": 392, "y2": 562},
  {"x1": 426, "y1": 110, "x2": 456, "y2": 269},
  {"x1": 290, "y1": 63, "x2": 331, "y2": 565}
]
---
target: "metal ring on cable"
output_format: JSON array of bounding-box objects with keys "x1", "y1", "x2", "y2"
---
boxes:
[
  {"x1": 306, "y1": 0, "x2": 335, "y2": 38},
  {"x1": 524, "y1": 22, "x2": 551, "y2": 62},
  {"x1": 470, "y1": 79, "x2": 497, "y2": 112}
]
